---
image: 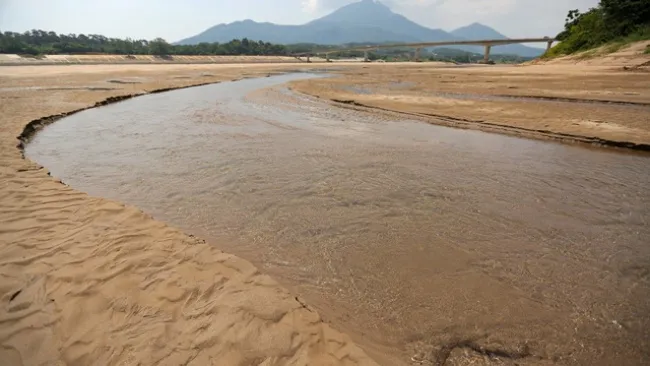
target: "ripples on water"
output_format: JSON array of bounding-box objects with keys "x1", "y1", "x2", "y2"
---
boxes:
[{"x1": 27, "y1": 73, "x2": 650, "y2": 364}]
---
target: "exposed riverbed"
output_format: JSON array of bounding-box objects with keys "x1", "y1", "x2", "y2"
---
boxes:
[{"x1": 26, "y1": 73, "x2": 650, "y2": 365}]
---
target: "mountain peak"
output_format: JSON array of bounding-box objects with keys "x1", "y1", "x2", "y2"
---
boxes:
[
  {"x1": 452, "y1": 22, "x2": 507, "y2": 40},
  {"x1": 359, "y1": 0, "x2": 389, "y2": 8},
  {"x1": 343, "y1": 0, "x2": 391, "y2": 11},
  {"x1": 309, "y1": 0, "x2": 396, "y2": 25},
  {"x1": 462, "y1": 22, "x2": 492, "y2": 30}
]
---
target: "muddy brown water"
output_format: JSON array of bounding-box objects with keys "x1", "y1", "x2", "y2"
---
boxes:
[{"x1": 26, "y1": 74, "x2": 650, "y2": 365}]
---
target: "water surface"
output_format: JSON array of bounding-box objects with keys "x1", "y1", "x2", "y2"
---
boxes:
[{"x1": 27, "y1": 73, "x2": 650, "y2": 365}]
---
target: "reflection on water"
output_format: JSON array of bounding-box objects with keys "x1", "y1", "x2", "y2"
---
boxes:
[{"x1": 27, "y1": 74, "x2": 650, "y2": 365}]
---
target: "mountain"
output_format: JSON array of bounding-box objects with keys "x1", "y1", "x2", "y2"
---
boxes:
[
  {"x1": 307, "y1": 0, "x2": 454, "y2": 42},
  {"x1": 177, "y1": 0, "x2": 543, "y2": 57},
  {"x1": 450, "y1": 23, "x2": 543, "y2": 57},
  {"x1": 178, "y1": 20, "x2": 421, "y2": 45},
  {"x1": 177, "y1": 0, "x2": 451, "y2": 45}
]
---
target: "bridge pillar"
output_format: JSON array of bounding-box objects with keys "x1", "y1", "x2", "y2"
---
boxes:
[
  {"x1": 326, "y1": 53, "x2": 331, "y2": 62},
  {"x1": 363, "y1": 51, "x2": 369, "y2": 62},
  {"x1": 413, "y1": 48, "x2": 421, "y2": 62},
  {"x1": 546, "y1": 40, "x2": 554, "y2": 52},
  {"x1": 483, "y1": 45, "x2": 491, "y2": 63},
  {"x1": 307, "y1": 55, "x2": 311, "y2": 63}
]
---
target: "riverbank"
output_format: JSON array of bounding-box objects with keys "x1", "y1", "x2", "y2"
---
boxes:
[
  {"x1": 0, "y1": 54, "x2": 306, "y2": 66},
  {"x1": 291, "y1": 63, "x2": 650, "y2": 150},
  {"x1": 0, "y1": 63, "x2": 379, "y2": 365},
  {"x1": 1, "y1": 62, "x2": 649, "y2": 366}
]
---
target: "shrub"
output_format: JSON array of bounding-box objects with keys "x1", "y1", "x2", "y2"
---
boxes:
[{"x1": 546, "y1": 0, "x2": 650, "y2": 57}]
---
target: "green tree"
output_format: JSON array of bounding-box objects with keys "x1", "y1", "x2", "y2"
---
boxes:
[
  {"x1": 0, "y1": 29, "x2": 291, "y2": 57},
  {"x1": 148, "y1": 38, "x2": 171, "y2": 56},
  {"x1": 548, "y1": 0, "x2": 650, "y2": 56},
  {"x1": 601, "y1": 0, "x2": 650, "y2": 34}
]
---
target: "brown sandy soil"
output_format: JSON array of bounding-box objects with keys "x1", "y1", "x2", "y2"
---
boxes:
[
  {"x1": 0, "y1": 64, "x2": 379, "y2": 365},
  {"x1": 290, "y1": 63, "x2": 650, "y2": 148},
  {"x1": 532, "y1": 40, "x2": 650, "y2": 67},
  {"x1": 2, "y1": 61, "x2": 648, "y2": 365}
]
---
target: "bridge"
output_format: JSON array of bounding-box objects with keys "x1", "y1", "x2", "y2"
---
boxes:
[{"x1": 295, "y1": 37, "x2": 556, "y2": 63}]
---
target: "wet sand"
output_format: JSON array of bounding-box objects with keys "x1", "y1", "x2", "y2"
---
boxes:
[{"x1": 2, "y1": 63, "x2": 650, "y2": 365}]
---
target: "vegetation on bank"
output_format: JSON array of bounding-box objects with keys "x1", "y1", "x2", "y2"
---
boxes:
[
  {"x1": 0, "y1": 29, "x2": 531, "y2": 64},
  {"x1": 0, "y1": 31, "x2": 384, "y2": 59},
  {"x1": 546, "y1": 0, "x2": 650, "y2": 57},
  {"x1": 0, "y1": 30, "x2": 288, "y2": 56},
  {"x1": 0, "y1": 31, "x2": 399, "y2": 58}
]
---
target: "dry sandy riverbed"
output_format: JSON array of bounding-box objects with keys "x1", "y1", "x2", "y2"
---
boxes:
[
  {"x1": 291, "y1": 63, "x2": 650, "y2": 149},
  {"x1": 0, "y1": 62, "x2": 648, "y2": 365},
  {"x1": 0, "y1": 63, "x2": 379, "y2": 366}
]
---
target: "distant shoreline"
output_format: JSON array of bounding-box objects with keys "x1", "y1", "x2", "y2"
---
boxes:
[{"x1": 0, "y1": 54, "x2": 310, "y2": 66}]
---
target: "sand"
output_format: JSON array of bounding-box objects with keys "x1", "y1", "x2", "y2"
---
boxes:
[
  {"x1": 0, "y1": 54, "x2": 306, "y2": 66},
  {"x1": 290, "y1": 63, "x2": 650, "y2": 149},
  {"x1": 1, "y1": 60, "x2": 649, "y2": 365},
  {"x1": 0, "y1": 63, "x2": 378, "y2": 366},
  {"x1": 533, "y1": 40, "x2": 650, "y2": 67}
]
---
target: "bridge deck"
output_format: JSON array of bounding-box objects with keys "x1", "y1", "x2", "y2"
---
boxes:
[{"x1": 294, "y1": 38, "x2": 555, "y2": 56}]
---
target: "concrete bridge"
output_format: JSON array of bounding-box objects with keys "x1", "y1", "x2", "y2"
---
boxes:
[{"x1": 295, "y1": 37, "x2": 556, "y2": 63}]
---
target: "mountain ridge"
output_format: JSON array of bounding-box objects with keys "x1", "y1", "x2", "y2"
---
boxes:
[{"x1": 177, "y1": 0, "x2": 543, "y2": 57}]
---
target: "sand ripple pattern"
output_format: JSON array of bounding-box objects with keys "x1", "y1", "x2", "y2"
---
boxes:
[{"x1": 0, "y1": 70, "x2": 377, "y2": 366}]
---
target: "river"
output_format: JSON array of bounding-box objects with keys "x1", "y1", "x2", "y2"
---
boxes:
[{"x1": 26, "y1": 73, "x2": 650, "y2": 365}]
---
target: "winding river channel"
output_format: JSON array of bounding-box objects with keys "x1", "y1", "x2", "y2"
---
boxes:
[{"x1": 26, "y1": 73, "x2": 650, "y2": 365}]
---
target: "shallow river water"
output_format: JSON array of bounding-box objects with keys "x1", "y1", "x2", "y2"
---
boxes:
[{"x1": 27, "y1": 73, "x2": 650, "y2": 365}]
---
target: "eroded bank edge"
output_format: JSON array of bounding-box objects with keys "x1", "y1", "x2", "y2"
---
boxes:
[
  {"x1": 16, "y1": 80, "x2": 230, "y2": 150},
  {"x1": 288, "y1": 86, "x2": 650, "y2": 152},
  {"x1": 15, "y1": 70, "x2": 330, "y2": 149}
]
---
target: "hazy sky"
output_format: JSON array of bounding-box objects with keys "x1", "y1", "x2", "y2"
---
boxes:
[{"x1": 1, "y1": 0, "x2": 599, "y2": 42}]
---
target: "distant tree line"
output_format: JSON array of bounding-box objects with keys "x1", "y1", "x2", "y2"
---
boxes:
[
  {"x1": 549, "y1": 0, "x2": 650, "y2": 55},
  {"x1": 0, "y1": 29, "x2": 530, "y2": 64},
  {"x1": 0, "y1": 31, "x2": 398, "y2": 60},
  {"x1": 0, "y1": 30, "x2": 288, "y2": 56}
]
